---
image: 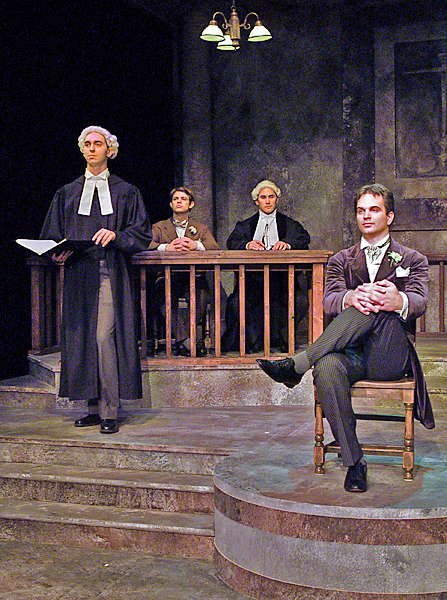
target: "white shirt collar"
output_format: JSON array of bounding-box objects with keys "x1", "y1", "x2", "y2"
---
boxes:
[
  {"x1": 254, "y1": 210, "x2": 279, "y2": 249},
  {"x1": 258, "y1": 209, "x2": 277, "y2": 220}
]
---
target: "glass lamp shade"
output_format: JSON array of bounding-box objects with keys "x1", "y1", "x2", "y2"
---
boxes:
[
  {"x1": 217, "y1": 34, "x2": 239, "y2": 51},
  {"x1": 200, "y1": 22, "x2": 225, "y2": 42},
  {"x1": 248, "y1": 22, "x2": 272, "y2": 42}
]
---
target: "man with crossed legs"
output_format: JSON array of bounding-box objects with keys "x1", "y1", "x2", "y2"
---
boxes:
[{"x1": 258, "y1": 184, "x2": 434, "y2": 492}]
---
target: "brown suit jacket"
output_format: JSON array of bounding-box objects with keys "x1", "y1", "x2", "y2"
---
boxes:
[
  {"x1": 149, "y1": 218, "x2": 219, "y2": 250},
  {"x1": 322, "y1": 238, "x2": 434, "y2": 429}
]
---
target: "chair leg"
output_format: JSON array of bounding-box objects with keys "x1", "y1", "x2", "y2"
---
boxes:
[
  {"x1": 403, "y1": 389, "x2": 414, "y2": 481},
  {"x1": 314, "y1": 399, "x2": 325, "y2": 474}
]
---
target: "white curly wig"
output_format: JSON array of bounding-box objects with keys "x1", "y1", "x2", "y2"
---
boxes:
[
  {"x1": 251, "y1": 180, "x2": 281, "y2": 201},
  {"x1": 78, "y1": 126, "x2": 119, "y2": 159}
]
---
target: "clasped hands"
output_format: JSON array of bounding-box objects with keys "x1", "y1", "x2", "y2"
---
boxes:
[
  {"x1": 52, "y1": 228, "x2": 116, "y2": 263},
  {"x1": 247, "y1": 240, "x2": 289, "y2": 251},
  {"x1": 345, "y1": 280, "x2": 403, "y2": 315},
  {"x1": 165, "y1": 237, "x2": 198, "y2": 252}
]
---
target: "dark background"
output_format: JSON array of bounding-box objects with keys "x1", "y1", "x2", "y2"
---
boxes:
[{"x1": 1, "y1": 0, "x2": 176, "y2": 379}]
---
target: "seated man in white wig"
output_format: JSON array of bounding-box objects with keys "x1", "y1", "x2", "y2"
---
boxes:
[
  {"x1": 222, "y1": 180, "x2": 311, "y2": 353},
  {"x1": 41, "y1": 126, "x2": 152, "y2": 434}
]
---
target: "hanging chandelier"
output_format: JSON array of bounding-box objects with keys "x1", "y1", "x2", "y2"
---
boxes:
[{"x1": 200, "y1": 1, "x2": 272, "y2": 51}]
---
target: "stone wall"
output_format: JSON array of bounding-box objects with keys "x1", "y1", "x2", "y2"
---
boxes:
[
  {"x1": 208, "y1": 6, "x2": 345, "y2": 253},
  {"x1": 180, "y1": 1, "x2": 447, "y2": 332}
]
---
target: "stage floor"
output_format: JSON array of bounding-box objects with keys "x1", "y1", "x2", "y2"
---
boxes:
[{"x1": 1, "y1": 405, "x2": 447, "y2": 598}]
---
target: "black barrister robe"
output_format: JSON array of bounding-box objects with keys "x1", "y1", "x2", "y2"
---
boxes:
[
  {"x1": 40, "y1": 174, "x2": 152, "y2": 400},
  {"x1": 222, "y1": 212, "x2": 311, "y2": 351},
  {"x1": 226, "y1": 212, "x2": 310, "y2": 251}
]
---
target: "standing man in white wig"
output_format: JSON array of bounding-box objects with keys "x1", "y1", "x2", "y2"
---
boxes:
[
  {"x1": 222, "y1": 180, "x2": 310, "y2": 353},
  {"x1": 41, "y1": 126, "x2": 152, "y2": 433}
]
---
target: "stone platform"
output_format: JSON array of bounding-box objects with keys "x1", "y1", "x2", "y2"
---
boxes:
[
  {"x1": 214, "y1": 445, "x2": 447, "y2": 599},
  {"x1": 3, "y1": 337, "x2": 442, "y2": 411}
]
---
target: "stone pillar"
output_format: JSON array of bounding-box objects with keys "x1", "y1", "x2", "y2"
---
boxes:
[
  {"x1": 181, "y1": 7, "x2": 215, "y2": 232},
  {"x1": 341, "y1": 8, "x2": 376, "y2": 247}
]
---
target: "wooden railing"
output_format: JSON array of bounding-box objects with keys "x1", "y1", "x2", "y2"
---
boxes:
[
  {"x1": 27, "y1": 252, "x2": 447, "y2": 360},
  {"x1": 134, "y1": 250, "x2": 331, "y2": 363}
]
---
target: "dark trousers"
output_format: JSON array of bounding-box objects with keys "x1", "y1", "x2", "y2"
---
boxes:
[
  {"x1": 154, "y1": 273, "x2": 209, "y2": 344},
  {"x1": 310, "y1": 307, "x2": 410, "y2": 466}
]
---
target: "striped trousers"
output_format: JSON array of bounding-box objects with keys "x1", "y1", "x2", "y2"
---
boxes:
[{"x1": 308, "y1": 307, "x2": 410, "y2": 466}]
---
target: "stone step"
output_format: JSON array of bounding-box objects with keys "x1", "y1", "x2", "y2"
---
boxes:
[
  {"x1": 0, "y1": 498, "x2": 214, "y2": 559},
  {"x1": 424, "y1": 376, "x2": 447, "y2": 409},
  {"x1": 416, "y1": 338, "x2": 447, "y2": 375},
  {"x1": 28, "y1": 353, "x2": 60, "y2": 388},
  {"x1": 0, "y1": 462, "x2": 214, "y2": 514},
  {"x1": 418, "y1": 360, "x2": 447, "y2": 378},
  {"x1": 15, "y1": 354, "x2": 316, "y2": 409},
  {"x1": 3, "y1": 372, "x2": 445, "y2": 411},
  {"x1": 0, "y1": 375, "x2": 55, "y2": 409},
  {"x1": 0, "y1": 435, "x2": 227, "y2": 476}
]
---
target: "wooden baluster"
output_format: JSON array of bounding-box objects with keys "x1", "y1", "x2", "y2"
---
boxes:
[
  {"x1": 440, "y1": 261, "x2": 445, "y2": 333},
  {"x1": 419, "y1": 313, "x2": 426, "y2": 333},
  {"x1": 30, "y1": 261, "x2": 45, "y2": 354},
  {"x1": 288, "y1": 264, "x2": 295, "y2": 354},
  {"x1": 139, "y1": 266, "x2": 147, "y2": 358},
  {"x1": 214, "y1": 265, "x2": 221, "y2": 357},
  {"x1": 308, "y1": 276, "x2": 313, "y2": 346},
  {"x1": 44, "y1": 267, "x2": 52, "y2": 347},
  {"x1": 56, "y1": 265, "x2": 64, "y2": 346},
  {"x1": 312, "y1": 263, "x2": 324, "y2": 342},
  {"x1": 165, "y1": 266, "x2": 172, "y2": 357},
  {"x1": 263, "y1": 264, "x2": 270, "y2": 357},
  {"x1": 190, "y1": 265, "x2": 197, "y2": 357},
  {"x1": 239, "y1": 265, "x2": 246, "y2": 356}
]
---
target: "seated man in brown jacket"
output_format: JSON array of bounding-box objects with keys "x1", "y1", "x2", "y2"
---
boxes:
[{"x1": 149, "y1": 187, "x2": 219, "y2": 355}]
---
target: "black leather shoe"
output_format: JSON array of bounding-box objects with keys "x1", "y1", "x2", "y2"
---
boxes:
[
  {"x1": 247, "y1": 343, "x2": 263, "y2": 355},
  {"x1": 100, "y1": 419, "x2": 119, "y2": 434},
  {"x1": 196, "y1": 341, "x2": 207, "y2": 357},
  {"x1": 271, "y1": 339, "x2": 288, "y2": 353},
  {"x1": 74, "y1": 414, "x2": 101, "y2": 427},
  {"x1": 344, "y1": 459, "x2": 368, "y2": 493},
  {"x1": 256, "y1": 358, "x2": 303, "y2": 389},
  {"x1": 174, "y1": 342, "x2": 190, "y2": 357}
]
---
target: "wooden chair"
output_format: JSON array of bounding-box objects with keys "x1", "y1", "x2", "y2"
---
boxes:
[{"x1": 314, "y1": 377, "x2": 416, "y2": 481}]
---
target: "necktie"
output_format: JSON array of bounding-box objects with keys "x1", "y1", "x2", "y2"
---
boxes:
[
  {"x1": 262, "y1": 222, "x2": 270, "y2": 249},
  {"x1": 173, "y1": 219, "x2": 188, "y2": 228},
  {"x1": 365, "y1": 237, "x2": 390, "y2": 262},
  {"x1": 78, "y1": 171, "x2": 113, "y2": 216}
]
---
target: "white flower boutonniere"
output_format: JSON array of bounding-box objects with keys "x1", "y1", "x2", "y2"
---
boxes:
[
  {"x1": 189, "y1": 226, "x2": 197, "y2": 235},
  {"x1": 388, "y1": 250, "x2": 402, "y2": 267}
]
